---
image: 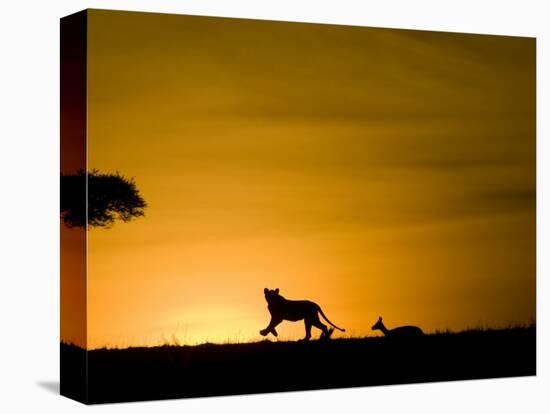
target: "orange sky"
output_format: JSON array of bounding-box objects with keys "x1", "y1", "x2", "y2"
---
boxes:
[{"x1": 74, "y1": 10, "x2": 536, "y2": 349}]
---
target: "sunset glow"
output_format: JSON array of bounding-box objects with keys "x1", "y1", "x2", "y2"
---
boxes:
[{"x1": 62, "y1": 10, "x2": 535, "y2": 349}]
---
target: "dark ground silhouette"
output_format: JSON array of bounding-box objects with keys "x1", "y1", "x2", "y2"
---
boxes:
[{"x1": 61, "y1": 325, "x2": 535, "y2": 404}]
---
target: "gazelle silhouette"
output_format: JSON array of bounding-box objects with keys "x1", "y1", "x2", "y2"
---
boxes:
[{"x1": 371, "y1": 316, "x2": 423, "y2": 337}]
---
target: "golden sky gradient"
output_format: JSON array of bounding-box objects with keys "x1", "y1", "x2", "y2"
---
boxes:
[{"x1": 82, "y1": 10, "x2": 535, "y2": 349}]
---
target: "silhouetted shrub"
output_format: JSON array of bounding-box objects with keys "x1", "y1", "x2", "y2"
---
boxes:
[{"x1": 61, "y1": 169, "x2": 147, "y2": 228}]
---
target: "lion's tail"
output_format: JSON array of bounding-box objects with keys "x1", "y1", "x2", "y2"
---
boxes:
[{"x1": 318, "y1": 307, "x2": 345, "y2": 332}]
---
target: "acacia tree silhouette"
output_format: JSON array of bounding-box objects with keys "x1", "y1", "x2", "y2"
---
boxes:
[{"x1": 61, "y1": 169, "x2": 147, "y2": 228}]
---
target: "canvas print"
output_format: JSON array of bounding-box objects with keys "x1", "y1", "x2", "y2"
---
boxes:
[{"x1": 60, "y1": 9, "x2": 536, "y2": 404}]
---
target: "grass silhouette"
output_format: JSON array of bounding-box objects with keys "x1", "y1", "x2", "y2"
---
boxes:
[{"x1": 61, "y1": 324, "x2": 535, "y2": 404}]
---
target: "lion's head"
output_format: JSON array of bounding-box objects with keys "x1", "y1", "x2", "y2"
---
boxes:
[{"x1": 264, "y1": 287, "x2": 281, "y2": 304}]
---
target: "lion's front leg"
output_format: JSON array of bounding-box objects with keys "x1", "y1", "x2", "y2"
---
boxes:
[
  {"x1": 260, "y1": 317, "x2": 282, "y2": 337},
  {"x1": 301, "y1": 319, "x2": 312, "y2": 342}
]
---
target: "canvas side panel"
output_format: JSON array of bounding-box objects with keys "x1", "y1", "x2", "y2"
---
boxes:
[{"x1": 60, "y1": 10, "x2": 88, "y2": 404}]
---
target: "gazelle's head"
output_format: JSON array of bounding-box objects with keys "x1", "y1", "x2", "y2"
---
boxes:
[{"x1": 371, "y1": 316, "x2": 384, "y2": 331}]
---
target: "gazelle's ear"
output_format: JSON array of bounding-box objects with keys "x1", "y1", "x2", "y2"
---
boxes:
[
  {"x1": 264, "y1": 288, "x2": 268, "y2": 294},
  {"x1": 275, "y1": 288, "x2": 279, "y2": 294}
]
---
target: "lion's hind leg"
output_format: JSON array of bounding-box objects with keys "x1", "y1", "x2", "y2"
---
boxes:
[
  {"x1": 312, "y1": 316, "x2": 333, "y2": 340},
  {"x1": 322, "y1": 327, "x2": 335, "y2": 340}
]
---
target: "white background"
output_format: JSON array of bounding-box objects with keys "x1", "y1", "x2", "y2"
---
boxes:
[{"x1": 0, "y1": 0, "x2": 548, "y2": 412}]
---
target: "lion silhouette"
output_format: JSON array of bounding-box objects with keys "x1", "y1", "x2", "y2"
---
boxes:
[{"x1": 260, "y1": 288, "x2": 345, "y2": 341}]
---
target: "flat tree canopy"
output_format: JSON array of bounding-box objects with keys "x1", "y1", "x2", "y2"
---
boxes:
[{"x1": 61, "y1": 169, "x2": 147, "y2": 228}]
